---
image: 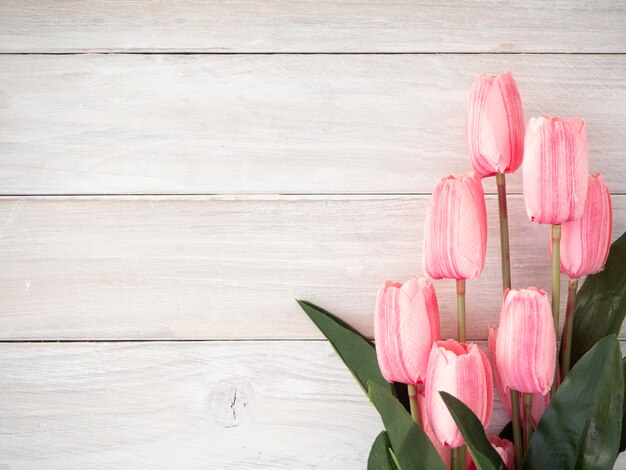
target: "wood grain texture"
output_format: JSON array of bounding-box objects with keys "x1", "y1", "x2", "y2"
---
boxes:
[
  {"x1": 0, "y1": 195, "x2": 624, "y2": 341},
  {"x1": 1, "y1": 54, "x2": 625, "y2": 195},
  {"x1": 0, "y1": 340, "x2": 521, "y2": 468},
  {"x1": 1, "y1": 340, "x2": 625, "y2": 469},
  {"x1": 0, "y1": 1, "x2": 625, "y2": 53}
]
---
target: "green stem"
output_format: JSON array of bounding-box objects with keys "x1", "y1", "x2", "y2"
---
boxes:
[
  {"x1": 407, "y1": 384, "x2": 420, "y2": 424},
  {"x1": 457, "y1": 280, "x2": 466, "y2": 343},
  {"x1": 550, "y1": 224, "x2": 561, "y2": 398},
  {"x1": 510, "y1": 389, "x2": 523, "y2": 469},
  {"x1": 523, "y1": 393, "x2": 533, "y2": 452},
  {"x1": 496, "y1": 173, "x2": 512, "y2": 291},
  {"x1": 451, "y1": 445, "x2": 467, "y2": 470},
  {"x1": 561, "y1": 278, "x2": 579, "y2": 378}
]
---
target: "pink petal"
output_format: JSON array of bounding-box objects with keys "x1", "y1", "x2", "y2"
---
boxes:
[
  {"x1": 467, "y1": 71, "x2": 524, "y2": 177},
  {"x1": 374, "y1": 277, "x2": 440, "y2": 384},
  {"x1": 426, "y1": 340, "x2": 493, "y2": 448},
  {"x1": 496, "y1": 288, "x2": 556, "y2": 394},
  {"x1": 523, "y1": 116, "x2": 589, "y2": 225},
  {"x1": 423, "y1": 173, "x2": 487, "y2": 280},
  {"x1": 559, "y1": 173, "x2": 613, "y2": 278}
]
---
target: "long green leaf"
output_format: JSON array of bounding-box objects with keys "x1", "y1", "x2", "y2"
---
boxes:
[
  {"x1": 524, "y1": 335, "x2": 623, "y2": 470},
  {"x1": 368, "y1": 381, "x2": 445, "y2": 470},
  {"x1": 296, "y1": 300, "x2": 389, "y2": 396},
  {"x1": 440, "y1": 392, "x2": 506, "y2": 470},
  {"x1": 570, "y1": 231, "x2": 626, "y2": 366},
  {"x1": 368, "y1": 431, "x2": 399, "y2": 470}
]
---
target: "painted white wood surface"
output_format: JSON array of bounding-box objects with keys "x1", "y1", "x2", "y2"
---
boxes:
[
  {"x1": 0, "y1": 194, "x2": 623, "y2": 341},
  {"x1": 2, "y1": 1, "x2": 625, "y2": 468},
  {"x1": 1, "y1": 1, "x2": 625, "y2": 53},
  {"x1": 0, "y1": 340, "x2": 554, "y2": 469},
  {"x1": 1, "y1": 340, "x2": 624, "y2": 469},
  {"x1": 1, "y1": 54, "x2": 625, "y2": 195}
]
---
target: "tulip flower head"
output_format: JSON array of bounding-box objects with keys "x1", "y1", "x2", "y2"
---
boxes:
[
  {"x1": 423, "y1": 173, "x2": 488, "y2": 280},
  {"x1": 523, "y1": 116, "x2": 589, "y2": 225},
  {"x1": 425, "y1": 339, "x2": 493, "y2": 448},
  {"x1": 489, "y1": 324, "x2": 549, "y2": 427},
  {"x1": 467, "y1": 70, "x2": 525, "y2": 177},
  {"x1": 496, "y1": 288, "x2": 556, "y2": 395},
  {"x1": 374, "y1": 277, "x2": 440, "y2": 385},
  {"x1": 559, "y1": 173, "x2": 612, "y2": 278}
]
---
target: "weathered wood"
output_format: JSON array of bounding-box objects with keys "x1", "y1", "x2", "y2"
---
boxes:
[
  {"x1": 0, "y1": 1, "x2": 624, "y2": 53},
  {"x1": 0, "y1": 340, "x2": 514, "y2": 468},
  {"x1": 0, "y1": 195, "x2": 623, "y2": 341},
  {"x1": 1, "y1": 54, "x2": 624, "y2": 195},
  {"x1": 1, "y1": 340, "x2": 624, "y2": 468}
]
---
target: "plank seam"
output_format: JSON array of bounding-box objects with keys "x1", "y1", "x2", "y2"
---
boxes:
[{"x1": 2, "y1": 52, "x2": 626, "y2": 56}]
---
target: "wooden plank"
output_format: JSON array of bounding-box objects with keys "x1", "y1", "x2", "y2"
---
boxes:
[
  {"x1": 0, "y1": 341, "x2": 381, "y2": 468},
  {"x1": 0, "y1": 54, "x2": 625, "y2": 195},
  {"x1": 1, "y1": 340, "x2": 624, "y2": 468},
  {"x1": 0, "y1": 195, "x2": 624, "y2": 341},
  {"x1": 0, "y1": 1, "x2": 624, "y2": 53}
]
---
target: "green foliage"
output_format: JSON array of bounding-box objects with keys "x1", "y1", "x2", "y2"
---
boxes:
[
  {"x1": 296, "y1": 300, "x2": 390, "y2": 397},
  {"x1": 570, "y1": 232, "x2": 626, "y2": 366},
  {"x1": 368, "y1": 431, "x2": 399, "y2": 470},
  {"x1": 440, "y1": 392, "x2": 506, "y2": 470},
  {"x1": 524, "y1": 336, "x2": 623, "y2": 470},
  {"x1": 368, "y1": 381, "x2": 445, "y2": 470}
]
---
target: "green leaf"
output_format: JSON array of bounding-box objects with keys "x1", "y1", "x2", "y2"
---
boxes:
[
  {"x1": 296, "y1": 300, "x2": 390, "y2": 397},
  {"x1": 570, "y1": 231, "x2": 626, "y2": 366},
  {"x1": 439, "y1": 392, "x2": 506, "y2": 470},
  {"x1": 524, "y1": 335, "x2": 623, "y2": 470},
  {"x1": 368, "y1": 431, "x2": 399, "y2": 470},
  {"x1": 620, "y1": 357, "x2": 626, "y2": 453},
  {"x1": 368, "y1": 381, "x2": 445, "y2": 470}
]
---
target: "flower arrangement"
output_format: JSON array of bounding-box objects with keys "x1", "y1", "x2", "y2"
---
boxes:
[{"x1": 297, "y1": 71, "x2": 626, "y2": 470}]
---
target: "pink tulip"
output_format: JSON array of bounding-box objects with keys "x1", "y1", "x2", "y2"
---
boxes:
[
  {"x1": 523, "y1": 116, "x2": 588, "y2": 225},
  {"x1": 496, "y1": 288, "x2": 556, "y2": 395},
  {"x1": 374, "y1": 277, "x2": 440, "y2": 385},
  {"x1": 418, "y1": 389, "x2": 451, "y2": 469},
  {"x1": 466, "y1": 71, "x2": 525, "y2": 177},
  {"x1": 559, "y1": 173, "x2": 613, "y2": 278},
  {"x1": 488, "y1": 325, "x2": 549, "y2": 427},
  {"x1": 468, "y1": 436, "x2": 515, "y2": 470},
  {"x1": 425, "y1": 340, "x2": 493, "y2": 448},
  {"x1": 423, "y1": 173, "x2": 488, "y2": 280}
]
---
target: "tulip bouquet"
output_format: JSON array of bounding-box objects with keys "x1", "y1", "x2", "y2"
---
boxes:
[{"x1": 297, "y1": 71, "x2": 626, "y2": 470}]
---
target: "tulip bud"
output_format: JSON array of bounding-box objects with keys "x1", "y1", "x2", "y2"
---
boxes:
[
  {"x1": 466, "y1": 71, "x2": 525, "y2": 177},
  {"x1": 559, "y1": 173, "x2": 613, "y2": 278},
  {"x1": 423, "y1": 173, "x2": 488, "y2": 280},
  {"x1": 374, "y1": 277, "x2": 440, "y2": 385},
  {"x1": 523, "y1": 116, "x2": 588, "y2": 225},
  {"x1": 496, "y1": 288, "x2": 556, "y2": 395},
  {"x1": 425, "y1": 340, "x2": 493, "y2": 448},
  {"x1": 489, "y1": 324, "x2": 549, "y2": 427},
  {"x1": 468, "y1": 436, "x2": 515, "y2": 470}
]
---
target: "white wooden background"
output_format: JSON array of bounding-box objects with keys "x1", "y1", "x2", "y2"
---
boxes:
[{"x1": 0, "y1": 1, "x2": 625, "y2": 468}]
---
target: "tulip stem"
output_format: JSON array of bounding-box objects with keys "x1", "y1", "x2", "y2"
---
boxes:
[
  {"x1": 407, "y1": 384, "x2": 420, "y2": 424},
  {"x1": 523, "y1": 393, "x2": 533, "y2": 452},
  {"x1": 451, "y1": 445, "x2": 467, "y2": 470},
  {"x1": 561, "y1": 278, "x2": 579, "y2": 378},
  {"x1": 496, "y1": 173, "x2": 512, "y2": 291},
  {"x1": 550, "y1": 224, "x2": 561, "y2": 398},
  {"x1": 456, "y1": 280, "x2": 466, "y2": 343},
  {"x1": 510, "y1": 389, "x2": 523, "y2": 469}
]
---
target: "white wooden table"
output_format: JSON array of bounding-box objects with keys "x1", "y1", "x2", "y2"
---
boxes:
[{"x1": 0, "y1": 1, "x2": 625, "y2": 468}]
